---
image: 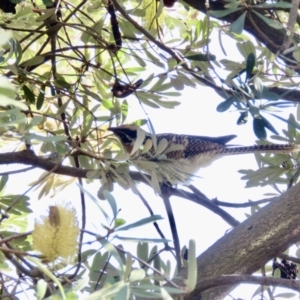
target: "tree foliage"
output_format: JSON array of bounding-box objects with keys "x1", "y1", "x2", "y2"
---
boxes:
[{"x1": 1, "y1": 0, "x2": 300, "y2": 299}]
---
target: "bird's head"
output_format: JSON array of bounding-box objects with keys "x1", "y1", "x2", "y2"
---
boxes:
[{"x1": 108, "y1": 125, "x2": 150, "y2": 153}]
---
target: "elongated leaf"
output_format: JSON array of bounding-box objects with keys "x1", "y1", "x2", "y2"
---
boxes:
[
  {"x1": 185, "y1": 54, "x2": 216, "y2": 61},
  {"x1": 116, "y1": 236, "x2": 170, "y2": 243},
  {"x1": 187, "y1": 239, "x2": 197, "y2": 292},
  {"x1": 253, "y1": 77, "x2": 263, "y2": 98},
  {"x1": 128, "y1": 269, "x2": 146, "y2": 282},
  {"x1": 103, "y1": 190, "x2": 117, "y2": 220},
  {"x1": 252, "y1": 11, "x2": 283, "y2": 29},
  {"x1": 236, "y1": 41, "x2": 256, "y2": 60},
  {"x1": 261, "y1": 87, "x2": 279, "y2": 101},
  {"x1": 253, "y1": 116, "x2": 267, "y2": 139},
  {"x1": 237, "y1": 111, "x2": 248, "y2": 125},
  {"x1": 261, "y1": 115, "x2": 279, "y2": 135},
  {"x1": 245, "y1": 53, "x2": 255, "y2": 81},
  {"x1": 85, "y1": 282, "x2": 127, "y2": 300},
  {"x1": 76, "y1": 183, "x2": 110, "y2": 221},
  {"x1": 114, "y1": 285, "x2": 130, "y2": 300},
  {"x1": 137, "y1": 243, "x2": 149, "y2": 266},
  {"x1": 36, "y1": 279, "x2": 47, "y2": 300},
  {"x1": 270, "y1": 113, "x2": 300, "y2": 131},
  {"x1": 115, "y1": 215, "x2": 163, "y2": 231},
  {"x1": 56, "y1": 79, "x2": 71, "y2": 90},
  {"x1": 131, "y1": 127, "x2": 146, "y2": 155},
  {"x1": 35, "y1": 9, "x2": 55, "y2": 22},
  {"x1": 23, "y1": 133, "x2": 67, "y2": 142},
  {"x1": 0, "y1": 29, "x2": 12, "y2": 47},
  {"x1": 0, "y1": 96, "x2": 27, "y2": 110},
  {"x1": 0, "y1": 175, "x2": 8, "y2": 193},
  {"x1": 230, "y1": 11, "x2": 247, "y2": 34},
  {"x1": 22, "y1": 56, "x2": 45, "y2": 67},
  {"x1": 209, "y1": 7, "x2": 241, "y2": 18},
  {"x1": 36, "y1": 85, "x2": 45, "y2": 110},
  {"x1": 23, "y1": 85, "x2": 35, "y2": 104},
  {"x1": 216, "y1": 95, "x2": 236, "y2": 112}
]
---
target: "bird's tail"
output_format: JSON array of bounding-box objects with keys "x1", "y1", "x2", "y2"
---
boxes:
[{"x1": 223, "y1": 144, "x2": 300, "y2": 155}]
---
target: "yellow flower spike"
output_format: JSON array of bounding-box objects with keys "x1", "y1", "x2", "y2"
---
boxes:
[{"x1": 32, "y1": 203, "x2": 79, "y2": 262}]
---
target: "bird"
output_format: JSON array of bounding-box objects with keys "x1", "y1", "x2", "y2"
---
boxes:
[{"x1": 108, "y1": 125, "x2": 300, "y2": 185}]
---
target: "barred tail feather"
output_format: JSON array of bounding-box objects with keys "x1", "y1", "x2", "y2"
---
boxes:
[{"x1": 224, "y1": 144, "x2": 300, "y2": 155}]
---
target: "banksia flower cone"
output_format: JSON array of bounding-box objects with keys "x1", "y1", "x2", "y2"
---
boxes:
[{"x1": 32, "y1": 203, "x2": 79, "y2": 262}]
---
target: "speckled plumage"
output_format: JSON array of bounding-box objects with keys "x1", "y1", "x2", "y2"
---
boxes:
[{"x1": 109, "y1": 125, "x2": 300, "y2": 185}]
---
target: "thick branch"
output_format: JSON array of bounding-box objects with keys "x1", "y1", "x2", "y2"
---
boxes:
[
  {"x1": 178, "y1": 181, "x2": 300, "y2": 299},
  {"x1": 196, "y1": 274, "x2": 300, "y2": 293}
]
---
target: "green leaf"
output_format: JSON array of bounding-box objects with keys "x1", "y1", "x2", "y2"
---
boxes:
[
  {"x1": 261, "y1": 115, "x2": 279, "y2": 135},
  {"x1": 66, "y1": 291, "x2": 80, "y2": 300},
  {"x1": 23, "y1": 85, "x2": 35, "y2": 104},
  {"x1": 55, "y1": 79, "x2": 71, "y2": 90},
  {"x1": 42, "y1": 0, "x2": 55, "y2": 6},
  {"x1": 35, "y1": 9, "x2": 55, "y2": 22},
  {"x1": 114, "y1": 285, "x2": 130, "y2": 300},
  {"x1": 102, "y1": 98, "x2": 114, "y2": 110},
  {"x1": 36, "y1": 279, "x2": 47, "y2": 300},
  {"x1": 216, "y1": 95, "x2": 236, "y2": 112},
  {"x1": 76, "y1": 184, "x2": 110, "y2": 221},
  {"x1": 85, "y1": 282, "x2": 127, "y2": 300},
  {"x1": 252, "y1": 11, "x2": 284, "y2": 29},
  {"x1": 224, "y1": 1, "x2": 241, "y2": 9},
  {"x1": 209, "y1": 7, "x2": 241, "y2": 18},
  {"x1": 115, "y1": 218, "x2": 126, "y2": 228},
  {"x1": 36, "y1": 85, "x2": 45, "y2": 110},
  {"x1": 23, "y1": 133, "x2": 67, "y2": 142},
  {"x1": 115, "y1": 215, "x2": 163, "y2": 231},
  {"x1": 0, "y1": 175, "x2": 8, "y2": 193},
  {"x1": 271, "y1": 113, "x2": 300, "y2": 132},
  {"x1": 236, "y1": 41, "x2": 256, "y2": 60},
  {"x1": 103, "y1": 190, "x2": 117, "y2": 220},
  {"x1": 128, "y1": 269, "x2": 146, "y2": 282},
  {"x1": 137, "y1": 242, "x2": 149, "y2": 267},
  {"x1": 245, "y1": 53, "x2": 255, "y2": 81},
  {"x1": 237, "y1": 111, "x2": 248, "y2": 125},
  {"x1": 22, "y1": 56, "x2": 45, "y2": 67},
  {"x1": 187, "y1": 239, "x2": 197, "y2": 291},
  {"x1": 253, "y1": 77, "x2": 264, "y2": 98},
  {"x1": 116, "y1": 236, "x2": 170, "y2": 243},
  {"x1": 185, "y1": 54, "x2": 216, "y2": 61},
  {"x1": 82, "y1": 86, "x2": 102, "y2": 102},
  {"x1": 261, "y1": 87, "x2": 279, "y2": 101},
  {"x1": 230, "y1": 11, "x2": 247, "y2": 34},
  {"x1": 0, "y1": 29, "x2": 13, "y2": 47},
  {"x1": 253, "y1": 116, "x2": 267, "y2": 139}
]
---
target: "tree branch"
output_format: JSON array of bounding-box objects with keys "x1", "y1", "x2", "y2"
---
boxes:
[
  {"x1": 178, "y1": 181, "x2": 300, "y2": 299},
  {"x1": 196, "y1": 274, "x2": 300, "y2": 293}
]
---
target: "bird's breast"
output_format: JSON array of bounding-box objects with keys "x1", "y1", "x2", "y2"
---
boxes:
[{"x1": 172, "y1": 152, "x2": 225, "y2": 175}]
